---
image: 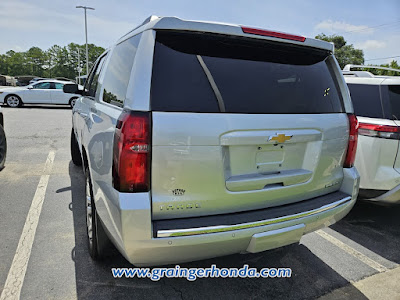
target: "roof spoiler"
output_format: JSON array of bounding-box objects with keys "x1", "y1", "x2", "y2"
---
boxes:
[{"x1": 119, "y1": 15, "x2": 160, "y2": 40}]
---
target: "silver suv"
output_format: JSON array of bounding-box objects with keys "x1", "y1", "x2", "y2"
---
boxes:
[
  {"x1": 343, "y1": 65, "x2": 400, "y2": 204},
  {"x1": 65, "y1": 16, "x2": 360, "y2": 266}
]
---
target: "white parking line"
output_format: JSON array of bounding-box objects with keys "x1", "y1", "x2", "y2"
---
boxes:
[
  {"x1": 0, "y1": 151, "x2": 55, "y2": 300},
  {"x1": 315, "y1": 229, "x2": 388, "y2": 273}
]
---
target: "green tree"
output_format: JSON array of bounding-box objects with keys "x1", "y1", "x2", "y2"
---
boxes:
[
  {"x1": 315, "y1": 34, "x2": 364, "y2": 69},
  {"x1": 0, "y1": 54, "x2": 8, "y2": 75},
  {"x1": 67, "y1": 43, "x2": 84, "y2": 78},
  {"x1": 47, "y1": 45, "x2": 75, "y2": 78},
  {"x1": 26, "y1": 47, "x2": 46, "y2": 77},
  {"x1": 5, "y1": 50, "x2": 30, "y2": 76},
  {"x1": 66, "y1": 43, "x2": 106, "y2": 75},
  {"x1": 0, "y1": 43, "x2": 105, "y2": 79},
  {"x1": 86, "y1": 44, "x2": 106, "y2": 74}
]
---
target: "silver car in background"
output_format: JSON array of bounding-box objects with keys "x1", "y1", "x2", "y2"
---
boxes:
[
  {"x1": 344, "y1": 65, "x2": 400, "y2": 204},
  {"x1": 66, "y1": 16, "x2": 360, "y2": 266}
]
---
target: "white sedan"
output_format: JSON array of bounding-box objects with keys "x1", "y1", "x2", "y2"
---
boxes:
[{"x1": 0, "y1": 80, "x2": 82, "y2": 108}]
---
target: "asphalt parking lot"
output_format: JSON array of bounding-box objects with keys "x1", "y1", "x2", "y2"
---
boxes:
[{"x1": 0, "y1": 106, "x2": 399, "y2": 300}]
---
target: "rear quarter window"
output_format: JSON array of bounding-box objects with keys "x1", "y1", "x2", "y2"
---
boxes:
[
  {"x1": 101, "y1": 34, "x2": 141, "y2": 107},
  {"x1": 347, "y1": 84, "x2": 384, "y2": 118},
  {"x1": 151, "y1": 31, "x2": 344, "y2": 114},
  {"x1": 381, "y1": 85, "x2": 400, "y2": 120}
]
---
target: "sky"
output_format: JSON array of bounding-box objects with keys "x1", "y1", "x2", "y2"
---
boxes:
[{"x1": 0, "y1": 0, "x2": 399, "y2": 65}]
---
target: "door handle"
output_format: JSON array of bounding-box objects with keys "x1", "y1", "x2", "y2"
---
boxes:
[{"x1": 80, "y1": 112, "x2": 89, "y2": 119}]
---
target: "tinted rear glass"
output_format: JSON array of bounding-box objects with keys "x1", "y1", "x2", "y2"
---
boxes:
[
  {"x1": 101, "y1": 34, "x2": 141, "y2": 107},
  {"x1": 151, "y1": 42, "x2": 219, "y2": 112},
  {"x1": 383, "y1": 85, "x2": 400, "y2": 120},
  {"x1": 347, "y1": 84, "x2": 384, "y2": 118},
  {"x1": 151, "y1": 31, "x2": 344, "y2": 114}
]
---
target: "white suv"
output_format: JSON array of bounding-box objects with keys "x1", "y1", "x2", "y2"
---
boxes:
[
  {"x1": 64, "y1": 16, "x2": 360, "y2": 266},
  {"x1": 343, "y1": 65, "x2": 400, "y2": 203}
]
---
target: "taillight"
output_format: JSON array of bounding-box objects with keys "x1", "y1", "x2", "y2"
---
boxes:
[
  {"x1": 344, "y1": 114, "x2": 359, "y2": 168},
  {"x1": 112, "y1": 111, "x2": 150, "y2": 192},
  {"x1": 358, "y1": 123, "x2": 400, "y2": 140},
  {"x1": 241, "y1": 26, "x2": 306, "y2": 42}
]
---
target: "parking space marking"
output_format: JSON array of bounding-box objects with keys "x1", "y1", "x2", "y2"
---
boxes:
[
  {"x1": 315, "y1": 229, "x2": 388, "y2": 273},
  {"x1": 0, "y1": 151, "x2": 55, "y2": 300}
]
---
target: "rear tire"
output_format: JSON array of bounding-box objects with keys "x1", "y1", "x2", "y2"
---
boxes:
[
  {"x1": 70, "y1": 129, "x2": 82, "y2": 166},
  {"x1": 69, "y1": 97, "x2": 78, "y2": 108},
  {"x1": 85, "y1": 167, "x2": 110, "y2": 260},
  {"x1": 0, "y1": 124, "x2": 6, "y2": 170}
]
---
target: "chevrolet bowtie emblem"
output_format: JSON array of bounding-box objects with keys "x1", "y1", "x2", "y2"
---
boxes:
[{"x1": 268, "y1": 133, "x2": 293, "y2": 143}]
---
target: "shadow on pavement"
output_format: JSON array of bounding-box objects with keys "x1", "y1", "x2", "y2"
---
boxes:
[
  {"x1": 332, "y1": 200, "x2": 400, "y2": 264},
  {"x1": 69, "y1": 162, "x2": 366, "y2": 299}
]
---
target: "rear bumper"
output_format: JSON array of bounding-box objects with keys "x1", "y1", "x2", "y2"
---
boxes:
[
  {"x1": 102, "y1": 167, "x2": 359, "y2": 266},
  {"x1": 360, "y1": 185, "x2": 400, "y2": 204},
  {"x1": 355, "y1": 134, "x2": 400, "y2": 191},
  {"x1": 154, "y1": 192, "x2": 351, "y2": 238}
]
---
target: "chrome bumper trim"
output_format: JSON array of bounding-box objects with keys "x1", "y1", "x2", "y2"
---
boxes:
[{"x1": 157, "y1": 196, "x2": 352, "y2": 238}]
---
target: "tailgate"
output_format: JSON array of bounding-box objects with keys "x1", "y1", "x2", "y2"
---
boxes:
[
  {"x1": 151, "y1": 113, "x2": 348, "y2": 219},
  {"x1": 150, "y1": 30, "x2": 348, "y2": 220}
]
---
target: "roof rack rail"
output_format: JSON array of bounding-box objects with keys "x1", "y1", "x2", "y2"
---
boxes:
[
  {"x1": 342, "y1": 71, "x2": 375, "y2": 78},
  {"x1": 343, "y1": 64, "x2": 400, "y2": 73}
]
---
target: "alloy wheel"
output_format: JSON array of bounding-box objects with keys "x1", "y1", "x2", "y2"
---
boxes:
[
  {"x1": 86, "y1": 175, "x2": 93, "y2": 249},
  {"x1": 6, "y1": 96, "x2": 20, "y2": 107}
]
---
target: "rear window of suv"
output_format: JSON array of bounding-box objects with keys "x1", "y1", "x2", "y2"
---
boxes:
[
  {"x1": 151, "y1": 31, "x2": 344, "y2": 114},
  {"x1": 347, "y1": 84, "x2": 384, "y2": 118},
  {"x1": 382, "y1": 85, "x2": 400, "y2": 120},
  {"x1": 347, "y1": 84, "x2": 400, "y2": 120}
]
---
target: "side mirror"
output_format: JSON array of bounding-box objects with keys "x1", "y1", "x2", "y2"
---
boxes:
[
  {"x1": 27, "y1": 86, "x2": 33, "y2": 89},
  {"x1": 63, "y1": 84, "x2": 83, "y2": 95}
]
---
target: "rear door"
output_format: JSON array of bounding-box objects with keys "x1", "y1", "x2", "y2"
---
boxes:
[
  {"x1": 150, "y1": 31, "x2": 349, "y2": 220},
  {"x1": 50, "y1": 82, "x2": 69, "y2": 104},
  {"x1": 78, "y1": 54, "x2": 108, "y2": 154}
]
